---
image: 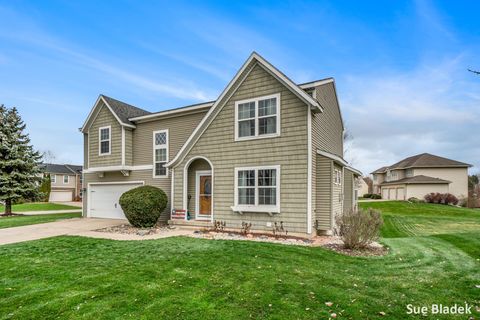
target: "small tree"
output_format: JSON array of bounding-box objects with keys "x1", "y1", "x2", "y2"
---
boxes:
[
  {"x1": 335, "y1": 208, "x2": 383, "y2": 249},
  {"x1": 38, "y1": 174, "x2": 52, "y2": 202},
  {"x1": 0, "y1": 105, "x2": 43, "y2": 215}
]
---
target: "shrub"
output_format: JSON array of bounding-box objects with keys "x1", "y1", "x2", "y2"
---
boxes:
[
  {"x1": 424, "y1": 192, "x2": 458, "y2": 205},
  {"x1": 408, "y1": 197, "x2": 423, "y2": 203},
  {"x1": 370, "y1": 194, "x2": 382, "y2": 199},
  {"x1": 363, "y1": 193, "x2": 372, "y2": 198},
  {"x1": 119, "y1": 186, "x2": 168, "y2": 228},
  {"x1": 335, "y1": 208, "x2": 383, "y2": 249},
  {"x1": 38, "y1": 175, "x2": 51, "y2": 202}
]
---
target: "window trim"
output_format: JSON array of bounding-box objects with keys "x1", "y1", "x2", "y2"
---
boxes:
[
  {"x1": 63, "y1": 175, "x2": 69, "y2": 184},
  {"x1": 232, "y1": 165, "x2": 280, "y2": 213},
  {"x1": 334, "y1": 168, "x2": 342, "y2": 185},
  {"x1": 51, "y1": 174, "x2": 56, "y2": 183},
  {"x1": 152, "y1": 129, "x2": 169, "y2": 178},
  {"x1": 234, "y1": 93, "x2": 281, "y2": 141},
  {"x1": 98, "y1": 126, "x2": 111, "y2": 156}
]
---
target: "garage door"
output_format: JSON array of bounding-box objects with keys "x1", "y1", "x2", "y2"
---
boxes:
[
  {"x1": 382, "y1": 188, "x2": 389, "y2": 199},
  {"x1": 89, "y1": 183, "x2": 143, "y2": 219},
  {"x1": 50, "y1": 191, "x2": 73, "y2": 202},
  {"x1": 396, "y1": 188, "x2": 405, "y2": 200}
]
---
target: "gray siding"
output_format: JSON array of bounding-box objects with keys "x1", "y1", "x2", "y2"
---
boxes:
[
  {"x1": 343, "y1": 169, "x2": 354, "y2": 212},
  {"x1": 173, "y1": 63, "x2": 310, "y2": 234},
  {"x1": 315, "y1": 155, "x2": 332, "y2": 230},
  {"x1": 88, "y1": 102, "x2": 122, "y2": 167},
  {"x1": 125, "y1": 129, "x2": 133, "y2": 166},
  {"x1": 83, "y1": 133, "x2": 88, "y2": 169}
]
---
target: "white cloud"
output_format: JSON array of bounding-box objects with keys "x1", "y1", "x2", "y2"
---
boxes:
[{"x1": 341, "y1": 55, "x2": 480, "y2": 175}]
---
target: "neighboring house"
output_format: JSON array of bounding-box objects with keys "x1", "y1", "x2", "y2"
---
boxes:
[
  {"x1": 358, "y1": 177, "x2": 370, "y2": 196},
  {"x1": 80, "y1": 52, "x2": 361, "y2": 237},
  {"x1": 371, "y1": 153, "x2": 471, "y2": 200},
  {"x1": 41, "y1": 163, "x2": 83, "y2": 202}
]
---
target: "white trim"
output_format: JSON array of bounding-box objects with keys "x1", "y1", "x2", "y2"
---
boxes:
[
  {"x1": 80, "y1": 95, "x2": 136, "y2": 133},
  {"x1": 166, "y1": 52, "x2": 321, "y2": 169},
  {"x1": 63, "y1": 175, "x2": 69, "y2": 184},
  {"x1": 298, "y1": 78, "x2": 334, "y2": 89},
  {"x1": 87, "y1": 133, "x2": 90, "y2": 169},
  {"x1": 121, "y1": 127, "x2": 125, "y2": 166},
  {"x1": 233, "y1": 165, "x2": 280, "y2": 214},
  {"x1": 98, "y1": 126, "x2": 111, "y2": 156},
  {"x1": 153, "y1": 129, "x2": 169, "y2": 178},
  {"x1": 183, "y1": 156, "x2": 214, "y2": 222},
  {"x1": 129, "y1": 102, "x2": 214, "y2": 122},
  {"x1": 195, "y1": 170, "x2": 212, "y2": 220},
  {"x1": 170, "y1": 168, "x2": 175, "y2": 212},
  {"x1": 234, "y1": 93, "x2": 281, "y2": 141},
  {"x1": 317, "y1": 149, "x2": 348, "y2": 167},
  {"x1": 307, "y1": 110, "x2": 312, "y2": 234},
  {"x1": 345, "y1": 166, "x2": 362, "y2": 176},
  {"x1": 83, "y1": 165, "x2": 153, "y2": 173},
  {"x1": 86, "y1": 180, "x2": 145, "y2": 218},
  {"x1": 51, "y1": 174, "x2": 56, "y2": 183}
]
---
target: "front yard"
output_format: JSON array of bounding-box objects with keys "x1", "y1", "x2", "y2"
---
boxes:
[
  {"x1": 0, "y1": 201, "x2": 479, "y2": 319},
  {"x1": 0, "y1": 202, "x2": 81, "y2": 213},
  {"x1": 0, "y1": 212, "x2": 82, "y2": 229}
]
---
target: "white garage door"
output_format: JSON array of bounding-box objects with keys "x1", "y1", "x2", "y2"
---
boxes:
[
  {"x1": 89, "y1": 183, "x2": 143, "y2": 219},
  {"x1": 396, "y1": 188, "x2": 405, "y2": 200},
  {"x1": 50, "y1": 191, "x2": 72, "y2": 202},
  {"x1": 382, "y1": 188, "x2": 389, "y2": 199}
]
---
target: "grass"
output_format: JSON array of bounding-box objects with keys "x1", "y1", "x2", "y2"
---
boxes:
[
  {"x1": 0, "y1": 202, "x2": 479, "y2": 319},
  {"x1": 0, "y1": 202, "x2": 80, "y2": 213},
  {"x1": 0, "y1": 212, "x2": 82, "y2": 229}
]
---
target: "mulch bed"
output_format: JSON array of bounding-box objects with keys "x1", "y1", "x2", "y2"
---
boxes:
[{"x1": 95, "y1": 223, "x2": 173, "y2": 236}]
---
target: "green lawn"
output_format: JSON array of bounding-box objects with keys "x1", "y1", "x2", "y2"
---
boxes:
[
  {"x1": 0, "y1": 202, "x2": 479, "y2": 319},
  {"x1": 0, "y1": 202, "x2": 80, "y2": 213},
  {"x1": 0, "y1": 212, "x2": 82, "y2": 229}
]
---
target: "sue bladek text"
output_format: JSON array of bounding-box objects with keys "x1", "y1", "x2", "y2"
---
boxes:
[{"x1": 406, "y1": 303, "x2": 473, "y2": 316}]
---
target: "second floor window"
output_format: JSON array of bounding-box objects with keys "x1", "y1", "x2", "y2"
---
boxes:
[
  {"x1": 51, "y1": 174, "x2": 56, "y2": 183},
  {"x1": 99, "y1": 126, "x2": 111, "y2": 155},
  {"x1": 63, "y1": 175, "x2": 69, "y2": 184},
  {"x1": 153, "y1": 130, "x2": 168, "y2": 177},
  {"x1": 235, "y1": 93, "x2": 280, "y2": 140}
]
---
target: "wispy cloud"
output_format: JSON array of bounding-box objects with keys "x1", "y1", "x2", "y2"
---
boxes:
[{"x1": 342, "y1": 55, "x2": 480, "y2": 174}]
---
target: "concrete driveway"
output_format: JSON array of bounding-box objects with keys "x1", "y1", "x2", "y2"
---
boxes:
[{"x1": 0, "y1": 218, "x2": 124, "y2": 245}]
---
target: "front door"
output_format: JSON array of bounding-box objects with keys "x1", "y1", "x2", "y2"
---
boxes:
[{"x1": 196, "y1": 171, "x2": 212, "y2": 219}]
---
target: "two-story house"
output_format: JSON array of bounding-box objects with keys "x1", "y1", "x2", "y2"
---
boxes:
[
  {"x1": 41, "y1": 163, "x2": 83, "y2": 202},
  {"x1": 80, "y1": 52, "x2": 361, "y2": 237},
  {"x1": 371, "y1": 153, "x2": 471, "y2": 200}
]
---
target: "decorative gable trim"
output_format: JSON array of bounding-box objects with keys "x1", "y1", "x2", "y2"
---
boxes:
[
  {"x1": 166, "y1": 52, "x2": 322, "y2": 168},
  {"x1": 80, "y1": 95, "x2": 136, "y2": 133}
]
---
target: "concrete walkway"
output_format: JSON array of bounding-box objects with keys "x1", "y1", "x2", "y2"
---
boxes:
[
  {"x1": 17, "y1": 209, "x2": 82, "y2": 215},
  {"x1": 0, "y1": 218, "x2": 194, "y2": 245}
]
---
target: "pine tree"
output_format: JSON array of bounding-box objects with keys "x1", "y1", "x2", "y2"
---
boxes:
[{"x1": 0, "y1": 105, "x2": 43, "y2": 215}]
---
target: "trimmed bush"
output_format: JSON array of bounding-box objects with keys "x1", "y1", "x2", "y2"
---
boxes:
[
  {"x1": 424, "y1": 192, "x2": 458, "y2": 205},
  {"x1": 119, "y1": 186, "x2": 168, "y2": 227},
  {"x1": 408, "y1": 197, "x2": 423, "y2": 203},
  {"x1": 370, "y1": 194, "x2": 382, "y2": 199},
  {"x1": 363, "y1": 193, "x2": 372, "y2": 198},
  {"x1": 335, "y1": 208, "x2": 383, "y2": 249}
]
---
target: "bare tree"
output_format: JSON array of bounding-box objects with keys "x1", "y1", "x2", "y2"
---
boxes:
[
  {"x1": 343, "y1": 129, "x2": 356, "y2": 165},
  {"x1": 468, "y1": 69, "x2": 480, "y2": 75},
  {"x1": 41, "y1": 150, "x2": 56, "y2": 163}
]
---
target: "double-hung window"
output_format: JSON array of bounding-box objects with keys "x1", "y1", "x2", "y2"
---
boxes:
[
  {"x1": 63, "y1": 175, "x2": 69, "y2": 184},
  {"x1": 235, "y1": 94, "x2": 280, "y2": 140},
  {"x1": 234, "y1": 165, "x2": 280, "y2": 213},
  {"x1": 51, "y1": 174, "x2": 56, "y2": 183},
  {"x1": 334, "y1": 169, "x2": 342, "y2": 185},
  {"x1": 153, "y1": 130, "x2": 168, "y2": 177},
  {"x1": 99, "y1": 126, "x2": 111, "y2": 155}
]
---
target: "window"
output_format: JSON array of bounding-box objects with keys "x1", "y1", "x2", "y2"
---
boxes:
[
  {"x1": 51, "y1": 174, "x2": 56, "y2": 183},
  {"x1": 234, "y1": 165, "x2": 280, "y2": 212},
  {"x1": 334, "y1": 169, "x2": 342, "y2": 185},
  {"x1": 99, "y1": 126, "x2": 111, "y2": 155},
  {"x1": 235, "y1": 94, "x2": 280, "y2": 140},
  {"x1": 406, "y1": 169, "x2": 413, "y2": 177},
  {"x1": 63, "y1": 175, "x2": 69, "y2": 184},
  {"x1": 153, "y1": 129, "x2": 168, "y2": 177}
]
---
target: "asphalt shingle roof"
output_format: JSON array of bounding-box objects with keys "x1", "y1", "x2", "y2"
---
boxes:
[
  {"x1": 380, "y1": 175, "x2": 451, "y2": 185},
  {"x1": 41, "y1": 163, "x2": 83, "y2": 175},
  {"x1": 101, "y1": 95, "x2": 151, "y2": 125},
  {"x1": 371, "y1": 153, "x2": 471, "y2": 174}
]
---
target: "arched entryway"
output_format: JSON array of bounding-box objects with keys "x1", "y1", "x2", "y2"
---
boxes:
[{"x1": 183, "y1": 156, "x2": 213, "y2": 221}]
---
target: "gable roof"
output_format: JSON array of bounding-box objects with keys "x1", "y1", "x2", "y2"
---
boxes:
[
  {"x1": 166, "y1": 52, "x2": 323, "y2": 168},
  {"x1": 80, "y1": 95, "x2": 150, "y2": 132},
  {"x1": 41, "y1": 163, "x2": 83, "y2": 174},
  {"x1": 372, "y1": 153, "x2": 471, "y2": 174},
  {"x1": 380, "y1": 175, "x2": 450, "y2": 185}
]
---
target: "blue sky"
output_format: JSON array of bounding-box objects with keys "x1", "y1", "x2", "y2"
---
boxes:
[{"x1": 1, "y1": 0, "x2": 479, "y2": 174}]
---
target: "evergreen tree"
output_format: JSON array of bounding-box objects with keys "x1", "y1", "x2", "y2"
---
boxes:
[{"x1": 0, "y1": 105, "x2": 43, "y2": 215}]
